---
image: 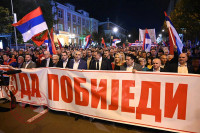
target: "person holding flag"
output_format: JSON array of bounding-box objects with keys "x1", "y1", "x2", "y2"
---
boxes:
[
  {"x1": 12, "y1": 7, "x2": 48, "y2": 42},
  {"x1": 142, "y1": 29, "x2": 151, "y2": 53},
  {"x1": 164, "y1": 12, "x2": 183, "y2": 55}
]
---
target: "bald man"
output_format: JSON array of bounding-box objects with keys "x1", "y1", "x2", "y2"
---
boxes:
[
  {"x1": 166, "y1": 53, "x2": 194, "y2": 74},
  {"x1": 148, "y1": 58, "x2": 165, "y2": 72}
]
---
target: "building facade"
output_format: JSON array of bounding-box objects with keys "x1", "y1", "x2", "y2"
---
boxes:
[{"x1": 51, "y1": 1, "x2": 99, "y2": 47}]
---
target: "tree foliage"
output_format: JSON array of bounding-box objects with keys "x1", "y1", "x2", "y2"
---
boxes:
[
  {"x1": 168, "y1": 0, "x2": 200, "y2": 41},
  {"x1": 0, "y1": 6, "x2": 13, "y2": 33}
]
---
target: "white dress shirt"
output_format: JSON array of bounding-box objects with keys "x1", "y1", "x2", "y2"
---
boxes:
[
  {"x1": 25, "y1": 61, "x2": 31, "y2": 69},
  {"x1": 63, "y1": 59, "x2": 68, "y2": 68},
  {"x1": 178, "y1": 63, "x2": 188, "y2": 74},
  {"x1": 96, "y1": 57, "x2": 102, "y2": 70},
  {"x1": 46, "y1": 58, "x2": 50, "y2": 67},
  {"x1": 126, "y1": 63, "x2": 134, "y2": 72},
  {"x1": 73, "y1": 60, "x2": 80, "y2": 70}
]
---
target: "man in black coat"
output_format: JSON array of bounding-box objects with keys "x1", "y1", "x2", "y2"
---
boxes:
[
  {"x1": 89, "y1": 51, "x2": 112, "y2": 70},
  {"x1": 148, "y1": 58, "x2": 165, "y2": 72},
  {"x1": 57, "y1": 51, "x2": 70, "y2": 68},
  {"x1": 166, "y1": 53, "x2": 194, "y2": 74},
  {"x1": 40, "y1": 51, "x2": 53, "y2": 67}
]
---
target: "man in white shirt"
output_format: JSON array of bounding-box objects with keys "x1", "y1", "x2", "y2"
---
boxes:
[
  {"x1": 120, "y1": 54, "x2": 142, "y2": 71},
  {"x1": 68, "y1": 51, "x2": 87, "y2": 70},
  {"x1": 40, "y1": 51, "x2": 53, "y2": 67},
  {"x1": 58, "y1": 51, "x2": 69, "y2": 68}
]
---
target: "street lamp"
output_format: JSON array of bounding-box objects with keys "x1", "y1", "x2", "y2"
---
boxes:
[
  {"x1": 128, "y1": 34, "x2": 131, "y2": 38},
  {"x1": 113, "y1": 27, "x2": 118, "y2": 33}
]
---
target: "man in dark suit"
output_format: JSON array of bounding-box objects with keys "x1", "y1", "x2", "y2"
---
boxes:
[
  {"x1": 166, "y1": 53, "x2": 194, "y2": 74},
  {"x1": 22, "y1": 54, "x2": 36, "y2": 69},
  {"x1": 104, "y1": 50, "x2": 114, "y2": 63},
  {"x1": 57, "y1": 51, "x2": 70, "y2": 68},
  {"x1": 89, "y1": 51, "x2": 112, "y2": 70},
  {"x1": 40, "y1": 51, "x2": 53, "y2": 67},
  {"x1": 68, "y1": 51, "x2": 87, "y2": 70},
  {"x1": 148, "y1": 58, "x2": 165, "y2": 72},
  {"x1": 120, "y1": 54, "x2": 142, "y2": 71}
]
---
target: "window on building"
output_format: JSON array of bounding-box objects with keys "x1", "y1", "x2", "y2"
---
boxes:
[
  {"x1": 68, "y1": 26, "x2": 71, "y2": 32},
  {"x1": 58, "y1": 24, "x2": 63, "y2": 31},
  {"x1": 82, "y1": 19, "x2": 85, "y2": 25},
  {"x1": 67, "y1": 14, "x2": 70, "y2": 21},
  {"x1": 58, "y1": 10, "x2": 63, "y2": 18},
  {"x1": 73, "y1": 16, "x2": 76, "y2": 23},
  {"x1": 77, "y1": 27, "x2": 79, "y2": 34},
  {"x1": 77, "y1": 18, "x2": 80, "y2": 24},
  {"x1": 86, "y1": 21, "x2": 89, "y2": 27},
  {"x1": 73, "y1": 27, "x2": 76, "y2": 34}
]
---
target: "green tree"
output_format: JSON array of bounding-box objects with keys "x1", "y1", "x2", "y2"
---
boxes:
[
  {"x1": 168, "y1": 0, "x2": 200, "y2": 41},
  {"x1": 0, "y1": 6, "x2": 13, "y2": 33}
]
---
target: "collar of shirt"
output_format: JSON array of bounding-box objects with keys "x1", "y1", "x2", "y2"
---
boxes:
[
  {"x1": 99, "y1": 57, "x2": 102, "y2": 62},
  {"x1": 153, "y1": 67, "x2": 161, "y2": 72},
  {"x1": 178, "y1": 62, "x2": 187, "y2": 67},
  {"x1": 74, "y1": 59, "x2": 80, "y2": 63},
  {"x1": 127, "y1": 62, "x2": 134, "y2": 68},
  {"x1": 63, "y1": 59, "x2": 68, "y2": 63}
]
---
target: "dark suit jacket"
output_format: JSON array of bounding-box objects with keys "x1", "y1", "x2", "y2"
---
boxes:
[
  {"x1": 147, "y1": 67, "x2": 166, "y2": 72},
  {"x1": 120, "y1": 62, "x2": 143, "y2": 71},
  {"x1": 22, "y1": 61, "x2": 36, "y2": 68},
  {"x1": 166, "y1": 63, "x2": 194, "y2": 73},
  {"x1": 40, "y1": 58, "x2": 53, "y2": 67},
  {"x1": 89, "y1": 58, "x2": 112, "y2": 70},
  {"x1": 57, "y1": 60, "x2": 70, "y2": 68},
  {"x1": 68, "y1": 59, "x2": 87, "y2": 69}
]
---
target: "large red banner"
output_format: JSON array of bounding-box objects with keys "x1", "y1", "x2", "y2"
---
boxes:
[{"x1": 1, "y1": 68, "x2": 200, "y2": 133}]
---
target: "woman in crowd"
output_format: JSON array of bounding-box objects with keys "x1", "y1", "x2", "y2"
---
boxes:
[
  {"x1": 146, "y1": 57, "x2": 153, "y2": 69},
  {"x1": 111, "y1": 53, "x2": 124, "y2": 70},
  {"x1": 139, "y1": 58, "x2": 149, "y2": 71}
]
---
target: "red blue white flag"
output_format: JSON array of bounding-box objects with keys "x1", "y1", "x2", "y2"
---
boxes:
[
  {"x1": 164, "y1": 12, "x2": 183, "y2": 54},
  {"x1": 12, "y1": 7, "x2": 48, "y2": 42},
  {"x1": 142, "y1": 29, "x2": 151, "y2": 52}
]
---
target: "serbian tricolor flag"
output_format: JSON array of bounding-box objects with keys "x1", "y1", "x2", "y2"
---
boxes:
[
  {"x1": 102, "y1": 38, "x2": 106, "y2": 48},
  {"x1": 32, "y1": 30, "x2": 48, "y2": 46},
  {"x1": 85, "y1": 35, "x2": 91, "y2": 49},
  {"x1": 164, "y1": 12, "x2": 183, "y2": 55},
  {"x1": 57, "y1": 38, "x2": 63, "y2": 49},
  {"x1": 142, "y1": 29, "x2": 151, "y2": 52},
  {"x1": 46, "y1": 36, "x2": 57, "y2": 55},
  {"x1": 12, "y1": 7, "x2": 48, "y2": 42}
]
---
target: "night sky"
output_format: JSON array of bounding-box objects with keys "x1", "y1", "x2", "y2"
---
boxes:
[{"x1": 57, "y1": 0, "x2": 170, "y2": 33}]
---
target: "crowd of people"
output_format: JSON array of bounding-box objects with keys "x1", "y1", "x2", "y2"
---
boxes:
[{"x1": 0, "y1": 45, "x2": 200, "y2": 74}]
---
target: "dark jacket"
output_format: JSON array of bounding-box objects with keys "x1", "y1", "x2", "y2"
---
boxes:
[
  {"x1": 40, "y1": 58, "x2": 53, "y2": 67},
  {"x1": 147, "y1": 67, "x2": 166, "y2": 72},
  {"x1": 89, "y1": 58, "x2": 112, "y2": 70},
  {"x1": 68, "y1": 59, "x2": 87, "y2": 69},
  {"x1": 120, "y1": 62, "x2": 143, "y2": 71},
  {"x1": 166, "y1": 63, "x2": 194, "y2": 73}
]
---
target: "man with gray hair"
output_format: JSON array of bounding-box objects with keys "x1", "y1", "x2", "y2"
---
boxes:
[
  {"x1": 17, "y1": 56, "x2": 24, "y2": 68},
  {"x1": 52, "y1": 55, "x2": 60, "y2": 67},
  {"x1": 40, "y1": 51, "x2": 53, "y2": 67},
  {"x1": 68, "y1": 51, "x2": 87, "y2": 70}
]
